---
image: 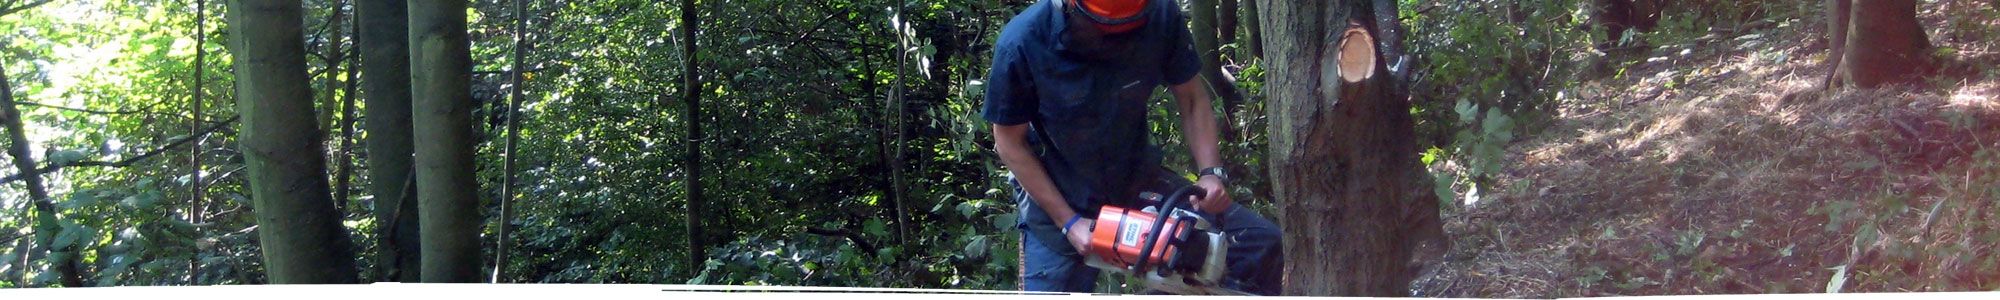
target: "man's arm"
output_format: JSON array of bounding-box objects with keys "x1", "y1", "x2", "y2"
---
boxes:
[
  {"x1": 993, "y1": 123, "x2": 1095, "y2": 250},
  {"x1": 1168, "y1": 79, "x2": 1231, "y2": 214}
]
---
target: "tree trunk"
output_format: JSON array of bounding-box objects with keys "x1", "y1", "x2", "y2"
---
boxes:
[
  {"x1": 1242, "y1": 0, "x2": 1263, "y2": 59},
  {"x1": 1218, "y1": 0, "x2": 1238, "y2": 44},
  {"x1": 408, "y1": 0, "x2": 481, "y2": 283},
  {"x1": 1188, "y1": 0, "x2": 1245, "y2": 144},
  {"x1": 1831, "y1": 0, "x2": 1932, "y2": 89},
  {"x1": 0, "y1": 52, "x2": 86, "y2": 288},
  {"x1": 334, "y1": 44, "x2": 358, "y2": 217},
  {"x1": 891, "y1": 0, "x2": 911, "y2": 251},
  {"x1": 1370, "y1": 0, "x2": 1410, "y2": 85},
  {"x1": 357, "y1": 0, "x2": 420, "y2": 283},
  {"x1": 316, "y1": 0, "x2": 343, "y2": 157},
  {"x1": 490, "y1": 0, "x2": 528, "y2": 283},
  {"x1": 325, "y1": 0, "x2": 352, "y2": 214},
  {"x1": 1260, "y1": 1, "x2": 1437, "y2": 296},
  {"x1": 680, "y1": 0, "x2": 707, "y2": 277},
  {"x1": 222, "y1": 0, "x2": 360, "y2": 284},
  {"x1": 1823, "y1": 0, "x2": 1849, "y2": 88},
  {"x1": 187, "y1": 0, "x2": 210, "y2": 284}
]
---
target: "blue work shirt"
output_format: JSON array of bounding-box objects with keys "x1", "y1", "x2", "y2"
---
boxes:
[{"x1": 982, "y1": 0, "x2": 1202, "y2": 221}]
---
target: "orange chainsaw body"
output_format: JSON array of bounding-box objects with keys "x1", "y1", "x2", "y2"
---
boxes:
[{"x1": 1087, "y1": 205, "x2": 1190, "y2": 270}]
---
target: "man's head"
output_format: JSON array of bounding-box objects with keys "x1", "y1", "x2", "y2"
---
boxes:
[
  {"x1": 1062, "y1": 0, "x2": 1149, "y2": 60},
  {"x1": 1067, "y1": 0, "x2": 1148, "y2": 34}
]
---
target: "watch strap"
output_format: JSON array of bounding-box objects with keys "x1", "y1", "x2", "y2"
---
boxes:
[{"x1": 1198, "y1": 166, "x2": 1229, "y2": 183}]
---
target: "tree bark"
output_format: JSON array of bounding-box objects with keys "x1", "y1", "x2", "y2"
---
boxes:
[
  {"x1": 1832, "y1": 0, "x2": 1932, "y2": 89},
  {"x1": 409, "y1": 0, "x2": 481, "y2": 283},
  {"x1": 1, "y1": 49, "x2": 86, "y2": 289},
  {"x1": 490, "y1": 0, "x2": 528, "y2": 283},
  {"x1": 222, "y1": 0, "x2": 360, "y2": 284},
  {"x1": 1370, "y1": 0, "x2": 1410, "y2": 85},
  {"x1": 1260, "y1": 1, "x2": 1437, "y2": 296},
  {"x1": 1242, "y1": 0, "x2": 1263, "y2": 59},
  {"x1": 680, "y1": 0, "x2": 707, "y2": 277},
  {"x1": 358, "y1": 0, "x2": 420, "y2": 283}
]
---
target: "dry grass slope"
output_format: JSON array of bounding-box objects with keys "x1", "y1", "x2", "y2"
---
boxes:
[{"x1": 1417, "y1": 2, "x2": 2000, "y2": 297}]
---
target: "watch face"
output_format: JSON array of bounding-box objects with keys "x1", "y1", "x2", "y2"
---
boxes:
[{"x1": 1203, "y1": 167, "x2": 1227, "y2": 180}]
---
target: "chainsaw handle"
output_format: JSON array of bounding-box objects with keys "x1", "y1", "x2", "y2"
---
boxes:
[{"x1": 1133, "y1": 185, "x2": 1205, "y2": 275}]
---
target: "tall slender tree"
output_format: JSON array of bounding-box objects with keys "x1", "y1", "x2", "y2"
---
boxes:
[
  {"x1": 1242, "y1": 0, "x2": 1263, "y2": 58},
  {"x1": 1, "y1": 50, "x2": 86, "y2": 289},
  {"x1": 1217, "y1": 0, "x2": 1238, "y2": 44},
  {"x1": 186, "y1": 0, "x2": 209, "y2": 284},
  {"x1": 1259, "y1": 0, "x2": 1437, "y2": 295},
  {"x1": 358, "y1": 0, "x2": 421, "y2": 283},
  {"x1": 491, "y1": 0, "x2": 529, "y2": 283},
  {"x1": 890, "y1": 0, "x2": 910, "y2": 251},
  {"x1": 408, "y1": 0, "x2": 481, "y2": 283},
  {"x1": 680, "y1": 0, "x2": 707, "y2": 277},
  {"x1": 223, "y1": 0, "x2": 360, "y2": 284},
  {"x1": 324, "y1": 0, "x2": 354, "y2": 213}
]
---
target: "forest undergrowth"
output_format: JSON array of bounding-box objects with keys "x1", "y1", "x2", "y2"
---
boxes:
[{"x1": 1415, "y1": 1, "x2": 2000, "y2": 297}]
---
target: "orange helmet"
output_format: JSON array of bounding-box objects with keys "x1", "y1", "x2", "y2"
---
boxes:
[{"x1": 1069, "y1": 0, "x2": 1148, "y2": 34}]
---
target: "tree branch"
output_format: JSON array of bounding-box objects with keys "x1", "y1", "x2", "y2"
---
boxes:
[
  {"x1": 472, "y1": 67, "x2": 546, "y2": 76},
  {"x1": 15, "y1": 101, "x2": 150, "y2": 115},
  {"x1": 780, "y1": 7, "x2": 851, "y2": 53},
  {"x1": 0, "y1": 115, "x2": 239, "y2": 184},
  {"x1": 0, "y1": 0, "x2": 53, "y2": 17}
]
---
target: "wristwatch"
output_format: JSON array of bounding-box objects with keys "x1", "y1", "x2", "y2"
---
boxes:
[{"x1": 1198, "y1": 166, "x2": 1229, "y2": 185}]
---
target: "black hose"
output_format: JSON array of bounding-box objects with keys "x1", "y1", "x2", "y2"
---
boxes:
[{"x1": 1132, "y1": 185, "x2": 1204, "y2": 275}]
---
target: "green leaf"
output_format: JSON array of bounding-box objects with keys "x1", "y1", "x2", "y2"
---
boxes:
[
  {"x1": 0, "y1": 251, "x2": 16, "y2": 273},
  {"x1": 32, "y1": 269, "x2": 56, "y2": 285},
  {"x1": 1854, "y1": 222, "x2": 1878, "y2": 249},
  {"x1": 688, "y1": 270, "x2": 711, "y2": 285},
  {"x1": 863, "y1": 219, "x2": 887, "y2": 237},
  {"x1": 964, "y1": 235, "x2": 989, "y2": 259},
  {"x1": 1431, "y1": 172, "x2": 1456, "y2": 207},
  {"x1": 1826, "y1": 265, "x2": 1850, "y2": 293},
  {"x1": 1454, "y1": 99, "x2": 1477, "y2": 124},
  {"x1": 97, "y1": 255, "x2": 132, "y2": 286},
  {"x1": 1675, "y1": 231, "x2": 1705, "y2": 256},
  {"x1": 1481, "y1": 107, "x2": 1512, "y2": 138},
  {"x1": 957, "y1": 201, "x2": 977, "y2": 219},
  {"x1": 228, "y1": 193, "x2": 251, "y2": 206},
  {"x1": 52, "y1": 222, "x2": 83, "y2": 250},
  {"x1": 1421, "y1": 147, "x2": 1443, "y2": 166},
  {"x1": 989, "y1": 212, "x2": 1016, "y2": 232},
  {"x1": 121, "y1": 189, "x2": 162, "y2": 210},
  {"x1": 60, "y1": 190, "x2": 98, "y2": 210},
  {"x1": 46, "y1": 150, "x2": 86, "y2": 165},
  {"x1": 876, "y1": 247, "x2": 898, "y2": 262}
]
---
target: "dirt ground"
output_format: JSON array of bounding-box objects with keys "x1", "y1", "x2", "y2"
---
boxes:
[{"x1": 1413, "y1": 2, "x2": 2000, "y2": 297}]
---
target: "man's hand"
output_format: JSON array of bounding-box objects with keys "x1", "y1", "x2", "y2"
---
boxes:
[
  {"x1": 1191, "y1": 175, "x2": 1230, "y2": 215},
  {"x1": 1064, "y1": 217, "x2": 1094, "y2": 253}
]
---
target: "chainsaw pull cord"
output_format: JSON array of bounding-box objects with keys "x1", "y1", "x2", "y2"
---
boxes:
[{"x1": 1132, "y1": 184, "x2": 1204, "y2": 275}]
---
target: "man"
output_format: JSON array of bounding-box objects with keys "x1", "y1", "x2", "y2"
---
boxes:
[{"x1": 982, "y1": 0, "x2": 1283, "y2": 295}]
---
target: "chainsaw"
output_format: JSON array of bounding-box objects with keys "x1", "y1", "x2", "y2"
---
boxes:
[{"x1": 1080, "y1": 185, "x2": 1253, "y2": 295}]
